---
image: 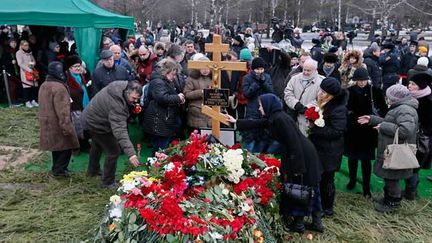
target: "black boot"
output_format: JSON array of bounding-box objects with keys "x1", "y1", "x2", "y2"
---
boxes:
[
  {"x1": 321, "y1": 179, "x2": 336, "y2": 217},
  {"x1": 346, "y1": 159, "x2": 358, "y2": 190},
  {"x1": 306, "y1": 211, "x2": 325, "y2": 233},
  {"x1": 404, "y1": 173, "x2": 419, "y2": 201},
  {"x1": 361, "y1": 160, "x2": 372, "y2": 198},
  {"x1": 290, "y1": 216, "x2": 305, "y2": 233},
  {"x1": 375, "y1": 196, "x2": 401, "y2": 213}
]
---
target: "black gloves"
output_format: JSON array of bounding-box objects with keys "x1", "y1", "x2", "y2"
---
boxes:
[{"x1": 294, "y1": 102, "x2": 307, "y2": 114}]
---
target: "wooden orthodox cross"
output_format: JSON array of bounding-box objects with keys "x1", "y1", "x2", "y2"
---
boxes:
[{"x1": 187, "y1": 34, "x2": 247, "y2": 140}]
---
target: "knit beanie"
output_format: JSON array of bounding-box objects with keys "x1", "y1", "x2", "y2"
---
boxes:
[
  {"x1": 351, "y1": 67, "x2": 370, "y2": 81},
  {"x1": 410, "y1": 73, "x2": 432, "y2": 90},
  {"x1": 240, "y1": 48, "x2": 252, "y2": 61},
  {"x1": 386, "y1": 84, "x2": 411, "y2": 103},
  {"x1": 251, "y1": 57, "x2": 266, "y2": 70},
  {"x1": 417, "y1": 57, "x2": 429, "y2": 67},
  {"x1": 320, "y1": 77, "x2": 342, "y2": 96},
  {"x1": 49, "y1": 41, "x2": 59, "y2": 51}
]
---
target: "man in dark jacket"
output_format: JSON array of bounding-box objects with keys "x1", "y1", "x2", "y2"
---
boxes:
[
  {"x1": 82, "y1": 81, "x2": 142, "y2": 188},
  {"x1": 379, "y1": 42, "x2": 400, "y2": 92},
  {"x1": 318, "y1": 53, "x2": 341, "y2": 81},
  {"x1": 92, "y1": 50, "x2": 131, "y2": 93},
  {"x1": 363, "y1": 45, "x2": 383, "y2": 89},
  {"x1": 400, "y1": 41, "x2": 419, "y2": 85}
]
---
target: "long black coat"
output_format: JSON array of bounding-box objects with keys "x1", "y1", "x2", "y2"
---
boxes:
[
  {"x1": 363, "y1": 49, "x2": 382, "y2": 89},
  {"x1": 237, "y1": 111, "x2": 322, "y2": 186},
  {"x1": 309, "y1": 90, "x2": 348, "y2": 172},
  {"x1": 417, "y1": 94, "x2": 432, "y2": 168},
  {"x1": 143, "y1": 77, "x2": 182, "y2": 137},
  {"x1": 344, "y1": 84, "x2": 388, "y2": 160}
]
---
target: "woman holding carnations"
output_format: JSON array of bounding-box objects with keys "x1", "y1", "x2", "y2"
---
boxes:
[
  {"x1": 344, "y1": 68, "x2": 387, "y2": 198},
  {"x1": 227, "y1": 94, "x2": 324, "y2": 233},
  {"x1": 308, "y1": 77, "x2": 348, "y2": 217}
]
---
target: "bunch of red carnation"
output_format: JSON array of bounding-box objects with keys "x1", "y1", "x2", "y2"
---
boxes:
[
  {"x1": 304, "y1": 106, "x2": 320, "y2": 121},
  {"x1": 182, "y1": 135, "x2": 209, "y2": 168}
]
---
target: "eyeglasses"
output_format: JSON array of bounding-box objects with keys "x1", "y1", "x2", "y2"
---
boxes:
[{"x1": 71, "y1": 64, "x2": 82, "y2": 68}]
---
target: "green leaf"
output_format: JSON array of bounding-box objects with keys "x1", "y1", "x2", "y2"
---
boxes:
[
  {"x1": 129, "y1": 212, "x2": 137, "y2": 224},
  {"x1": 137, "y1": 225, "x2": 147, "y2": 231},
  {"x1": 182, "y1": 235, "x2": 190, "y2": 243},
  {"x1": 166, "y1": 234, "x2": 175, "y2": 242},
  {"x1": 128, "y1": 224, "x2": 138, "y2": 232}
]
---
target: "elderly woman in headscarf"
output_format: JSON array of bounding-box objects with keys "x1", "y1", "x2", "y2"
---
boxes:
[
  {"x1": 358, "y1": 84, "x2": 419, "y2": 213},
  {"x1": 227, "y1": 93, "x2": 324, "y2": 233}
]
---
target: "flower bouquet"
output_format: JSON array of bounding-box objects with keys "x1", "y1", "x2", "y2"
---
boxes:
[
  {"x1": 304, "y1": 106, "x2": 325, "y2": 127},
  {"x1": 95, "y1": 131, "x2": 287, "y2": 242}
]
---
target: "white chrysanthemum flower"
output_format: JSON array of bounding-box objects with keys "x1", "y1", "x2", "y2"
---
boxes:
[
  {"x1": 163, "y1": 162, "x2": 175, "y2": 172},
  {"x1": 315, "y1": 117, "x2": 325, "y2": 127},
  {"x1": 109, "y1": 207, "x2": 122, "y2": 218}
]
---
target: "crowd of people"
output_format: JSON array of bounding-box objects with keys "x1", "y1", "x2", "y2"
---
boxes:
[{"x1": 1, "y1": 23, "x2": 431, "y2": 234}]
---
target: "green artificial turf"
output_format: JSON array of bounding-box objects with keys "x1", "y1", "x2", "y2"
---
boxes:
[{"x1": 1, "y1": 106, "x2": 432, "y2": 242}]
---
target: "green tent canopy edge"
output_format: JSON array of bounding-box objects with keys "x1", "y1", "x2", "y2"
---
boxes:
[{"x1": 0, "y1": 0, "x2": 135, "y2": 72}]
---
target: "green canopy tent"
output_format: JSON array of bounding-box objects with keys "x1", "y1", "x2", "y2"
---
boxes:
[{"x1": 0, "y1": 0, "x2": 134, "y2": 72}]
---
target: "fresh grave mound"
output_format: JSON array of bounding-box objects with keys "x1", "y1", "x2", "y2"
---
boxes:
[
  {"x1": 95, "y1": 132, "x2": 287, "y2": 242},
  {"x1": 0, "y1": 145, "x2": 43, "y2": 170}
]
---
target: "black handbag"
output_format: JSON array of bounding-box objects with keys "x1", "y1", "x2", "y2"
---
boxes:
[
  {"x1": 417, "y1": 129, "x2": 432, "y2": 169},
  {"x1": 370, "y1": 85, "x2": 380, "y2": 116},
  {"x1": 283, "y1": 175, "x2": 315, "y2": 206}
]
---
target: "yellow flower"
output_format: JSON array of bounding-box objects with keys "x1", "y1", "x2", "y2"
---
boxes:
[
  {"x1": 109, "y1": 195, "x2": 122, "y2": 206},
  {"x1": 108, "y1": 223, "x2": 116, "y2": 232},
  {"x1": 253, "y1": 229, "x2": 263, "y2": 238}
]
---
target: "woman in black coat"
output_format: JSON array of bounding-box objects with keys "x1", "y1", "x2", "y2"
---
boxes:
[
  {"x1": 143, "y1": 59, "x2": 185, "y2": 153},
  {"x1": 227, "y1": 94, "x2": 324, "y2": 233},
  {"x1": 308, "y1": 77, "x2": 348, "y2": 217},
  {"x1": 406, "y1": 73, "x2": 432, "y2": 199},
  {"x1": 345, "y1": 68, "x2": 388, "y2": 198}
]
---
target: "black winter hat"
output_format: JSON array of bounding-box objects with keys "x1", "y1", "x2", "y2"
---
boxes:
[
  {"x1": 64, "y1": 55, "x2": 82, "y2": 69},
  {"x1": 410, "y1": 73, "x2": 432, "y2": 90},
  {"x1": 410, "y1": 40, "x2": 418, "y2": 46},
  {"x1": 352, "y1": 67, "x2": 370, "y2": 81},
  {"x1": 251, "y1": 57, "x2": 266, "y2": 70},
  {"x1": 323, "y1": 53, "x2": 338, "y2": 63},
  {"x1": 233, "y1": 35, "x2": 244, "y2": 46},
  {"x1": 312, "y1": 38, "x2": 321, "y2": 45},
  {"x1": 48, "y1": 61, "x2": 67, "y2": 82},
  {"x1": 320, "y1": 77, "x2": 342, "y2": 96},
  {"x1": 328, "y1": 46, "x2": 339, "y2": 53}
]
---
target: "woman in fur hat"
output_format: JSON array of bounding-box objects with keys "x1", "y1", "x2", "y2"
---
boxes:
[
  {"x1": 338, "y1": 50, "x2": 366, "y2": 88},
  {"x1": 65, "y1": 55, "x2": 91, "y2": 151}
]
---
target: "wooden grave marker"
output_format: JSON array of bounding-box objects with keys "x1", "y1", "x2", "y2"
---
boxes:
[{"x1": 187, "y1": 34, "x2": 247, "y2": 140}]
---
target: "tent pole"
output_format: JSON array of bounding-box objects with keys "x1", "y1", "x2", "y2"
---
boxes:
[{"x1": 2, "y1": 70, "x2": 12, "y2": 107}]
